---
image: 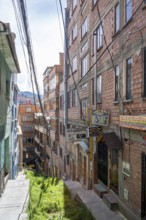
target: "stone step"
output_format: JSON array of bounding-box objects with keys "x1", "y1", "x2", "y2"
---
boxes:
[
  {"x1": 93, "y1": 183, "x2": 107, "y2": 198},
  {"x1": 103, "y1": 193, "x2": 118, "y2": 210}
]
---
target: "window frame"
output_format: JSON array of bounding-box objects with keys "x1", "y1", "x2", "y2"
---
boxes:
[
  {"x1": 115, "y1": 65, "x2": 120, "y2": 102},
  {"x1": 125, "y1": 0, "x2": 132, "y2": 23},
  {"x1": 126, "y1": 57, "x2": 132, "y2": 100},
  {"x1": 81, "y1": 54, "x2": 88, "y2": 78},
  {"x1": 81, "y1": 17, "x2": 88, "y2": 39},
  {"x1": 72, "y1": 55, "x2": 77, "y2": 73},
  {"x1": 81, "y1": 99, "x2": 87, "y2": 120},
  {"x1": 72, "y1": 23, "x2": 77, "y2": 41},
  {"x1": 115, "y1": 3, "x2": 120, "y2": 33},
  {"x1": 72, "y1": 89, "x2": 77, "y2": 107},
  {"x1": 97, "y1": 75, "x2": 102, "y2": 103}
]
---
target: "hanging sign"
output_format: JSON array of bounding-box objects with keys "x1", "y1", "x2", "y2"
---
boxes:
[{"x1": 93, "y1": 110, "x2": 109, "y2": 126}]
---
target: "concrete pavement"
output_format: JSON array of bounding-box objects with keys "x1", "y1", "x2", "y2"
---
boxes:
[
  {"x1": 65, "y1": 180, "x2": 127, "y2": 220},
  {"x1": 0, "y1": 171, "x2": 29, "y2": 220}
]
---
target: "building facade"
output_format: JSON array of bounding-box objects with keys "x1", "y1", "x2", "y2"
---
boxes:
[
  {"x1": 43, "y1": 53, "x2": 64, "y2": 177},
  {"x1": 63, "y1": 0, "x2": 146, "y2": 219},
  {"x1": 18, "y1": 104, "x2": 40, "y2": 167},
  {"x1": 0, "y1": 22, "x2": 20, "y2": 194}
]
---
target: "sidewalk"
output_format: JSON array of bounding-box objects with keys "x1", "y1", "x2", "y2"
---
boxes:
[
  {"x1": 0, "y1": 171, "x2": 29, "y2": 220},
  {"x1": 64, "y1": 180, "x2": 127, "y2": 220}
]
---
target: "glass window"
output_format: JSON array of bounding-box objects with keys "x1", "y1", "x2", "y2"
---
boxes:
[
  {"x1": 97, "y1": 75, "x2": 102, "y2": 103},
  {"x1": 81, "y1": 54, "x2": 88, "y2": 77},
  {"x1": 126, "y1": 58, "x2": 132, "y2": 100},
  {"x1": 72, "y1": 23, "x2": 77, "y2": 41},
  {"x1": 81, "y1": 17, "x2": 88, "y2": 38},
  {"x1": 97, "y1": 24, "x2": 103, "y2": 49},
  {"x1": 115, "y1": 3, "x2": 120, "y2": 33},
  {"x1": 125, "y1": 0, "x2": 132, "y2": 23},
  {"x1": 49, "y1": 76, "x2": 56, "y2": 90},
  {"x1": 60, "y1": 95, "x2": 64, "y2": 109},
  {"x1": 72, "y1": 0, "x2": 77, "y2": 11},
  {"x1": 93, "y1": 0, "x2": 97, "y2": 6},
  {"x1": 72, "y1": 55, "x2": 77, "y2": 73},
  {"x1": 26, "y1": 107, "x2": 31, "y2": 112},
  {"x1": 72, "y1": 89, "x2": 77, "y2": 107},
  {"x1": 81, "y1": 99, "x2": 87, "y2": 120},
  {"x1": 115, "y1": 65, "x2": 120, "y2": 101}
]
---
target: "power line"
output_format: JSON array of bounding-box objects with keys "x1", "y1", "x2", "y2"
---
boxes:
[{"x1": 58, "y1": 0, "x2": 89, "y2": 127}]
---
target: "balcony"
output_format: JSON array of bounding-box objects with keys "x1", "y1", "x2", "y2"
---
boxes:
[
  {"x1": 34, "y1": 136, "x2": 44, "y2": 148},
  {"x1": 119, "y1": 115, "x2": 146, "y2": 131}
]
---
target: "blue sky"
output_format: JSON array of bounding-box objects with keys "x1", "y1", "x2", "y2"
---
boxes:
[{"x1": 0, "y1": 0, "x2": 66, "y2": 93}]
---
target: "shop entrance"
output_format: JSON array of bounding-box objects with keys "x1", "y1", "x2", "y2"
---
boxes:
[{"x1": 97, "y1": 141, "x2": 108, "y2": 185}]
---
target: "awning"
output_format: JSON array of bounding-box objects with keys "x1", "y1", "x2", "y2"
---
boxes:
[
  {"x1": 74, "y1": 141, "x2": 89, "y2": 153},
  {"x1": 103, "y1": 132, "x2": 122, "y2": 150}
]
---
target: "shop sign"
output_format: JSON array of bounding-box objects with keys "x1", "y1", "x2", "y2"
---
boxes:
[
  {"x1": 93, "y1": 110, "x2": 109, "y2": 126},
  {"x1": 87, "y1": 126, "x2": 102, "y2": 138},
  {"x1": 119, "y1": 115, "x2": 146, "y2": 130}
]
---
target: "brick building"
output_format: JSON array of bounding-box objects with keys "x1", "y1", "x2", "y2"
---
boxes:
[
  {"x1": 43, "y1": 53, "x2": 64, "y2": 177},
  {"x1": 62, "y1": 0, "x2": 146, "y2": 219},
  {"x1": 18, "y1": 104, "x2": 40, "y2": 166}
]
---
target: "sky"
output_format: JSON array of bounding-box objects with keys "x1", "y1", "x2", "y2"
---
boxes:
[{"x1": 0, "y1": 0, "x2": 66, "y2": 94}]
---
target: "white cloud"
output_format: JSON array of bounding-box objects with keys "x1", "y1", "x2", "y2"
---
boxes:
[{"x1": 0, "y1": 0, "x2": 66, "y2": 94}]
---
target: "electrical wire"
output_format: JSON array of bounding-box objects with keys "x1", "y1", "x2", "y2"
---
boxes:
[{"x1": 58, "y1": 0, "x2": 89, "y2": 127}]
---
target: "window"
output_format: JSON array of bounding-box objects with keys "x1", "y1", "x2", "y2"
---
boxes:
[
  {"x1": 92, "y1": 78, "x2": 94, "y2": 105},
  {"x1": 81, "y1": 83, "x2": 87, "y2": 89},
  {"x1": 60, "y1": 122, "x2": 65, "y2": 136},
  {"x1": 60, "y1": 95, "x2": 64, "y2": 109},
  {"x1": 22, "y1": 125, "x2": 33, "y2": 132},
  {"x1": 81, "y1": 54, "x2": 88, "y2": 77},
  {"x1": 60, "y1": 147, "x2": 62, "y2": 158},
  {"x1": 81, "y1": 41, "x2": 88, "y2": 52},
  {"x1": 23, "y1": 116, "x2": 33, "y2": 121},
  {"x1": 66, "y1": 8, "x2": 71, "y2": 25},
  {"x1": 23, "y1": 137, "x2": 33, "y2": 144},
  {"x1": 93, "y1": 0, "x2": 97, "y2": 6},
  {"x1": 81, "y1": 99, "x2": 87, "y2": 120},
  {"x1": 115, "y1": 3, "x2": 120, "y2": 33},
  {"x1": 68, "y1": 34, "x2": 71, "y2": 48},
  {"x1": 66, "y1": 155, "x2": 70, "y2": 165},
  {"x1": 72, "y1": 89, "x2": 77, "y2": 107},
  {"x1": 126, "y1": 58, "x2": 132, "y2": 100},
  {"x1": 67, "y1": 63, "x2": 71, "y2": 77},
  {"x1": 49, "y1": 76, "x2": 56, "y2": 90},
  {"x1": 72, "y1": 23, "x2": 77, "y2": 41},
  {"x1": 97, "y1": 75, "x2": 102, "y2": 103},
  {"x1": 26, "y1": 107, "x2": 31, "y2": 112},
  {"x1": 72, "y1": 55, "x2": 77, "y2": 73},
  {"x1": 6, "y1": 80, "x2": 10, "y2": 98},
  {"x1": 81, "y1": 17, "x2": 88, "y2": 38},
  {"x1": 144, "y1": 48, "x2": 146, "y2": 96},
  {"x1": 115, "y1": 65, "x2": 120, "y2": 101},
  {"x1": 125, "y1": 0, "x2": 132, "y2": 23},
  {"x1": 67, "y1": 91, "x2": 71, "y2": 108},
  {"x1": 97, "y1": 24, "x2": 103, "y2": 49},
  {"x1": 72, "y1": 0, "x2": 77, "y2": 11}
]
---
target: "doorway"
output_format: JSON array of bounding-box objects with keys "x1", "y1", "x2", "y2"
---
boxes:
[
  {"x1": 141, "y1": 153, "x2": 146, "y2": 218},
  {"x1": 97, "y1": 141, "x2": 108, "y2": 185}
]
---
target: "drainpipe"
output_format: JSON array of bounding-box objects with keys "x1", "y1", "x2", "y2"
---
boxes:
[{"x1": 63, "y1": 8, "x2": 68, "y2": 178}]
